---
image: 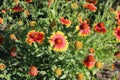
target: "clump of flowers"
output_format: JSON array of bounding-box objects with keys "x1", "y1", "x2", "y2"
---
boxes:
[
  {"x1": 84, "y1": 3, "x2": 97, "y2": 12},
  {"x1": 76, "y1": 20, "x2": 90, "y2": 36},
  {"x1": 49, "y1": 31, "x2": 68, "y2": 52},
  {"x1": 29, "y1": 66, "x2": 38, "y2": 76},
  {"x1": 60, "y1": 17, "x2": 71, "y2": 27},
  {"x1": 84, "y1": 55, "x2": 96, "y2": 69},
  {"x1": 26, "y1": 30, "x2": 45, "y2": 44},
  {"x1": 13, "y1": 4, "x2": 24, "y2": 13},
  {"x1": 94, "y1": 22, "x2": 107, "y2": 33}
]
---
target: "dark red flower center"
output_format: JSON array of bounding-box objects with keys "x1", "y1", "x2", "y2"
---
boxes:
[
  {"x1": 79, "y1": 23, "x2": 88, "y2": 30},
  {"x1": 55, "y1": 38, "x2": 62, "y2": 44},
  {"x1": 117, "y1": 29, "x2": 120, "y2": 36}
]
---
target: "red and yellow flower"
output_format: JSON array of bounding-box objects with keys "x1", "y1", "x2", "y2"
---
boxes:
[
  {"x1": 94, "y1": 22, "x2": 106, "y2": 33},
  {"x1": 116, "y1": 11, "x2": 120, "y2": 24},
  {"x1": 26, "y1": 30, "x2": 45, "y2": 44},
  {"x1": 76, "y1": 20, "x2": 90, "y2": 37},
  {"x1": 114, "y1": 26, "x2": 120, "y2": 42},
  {"x1": 13, "y1": 4, "x2": 24, "y2": 13},
  {"x1": 84, "y1": 3, "x2": 97, "y2": 12},
  {"x1": 114, "y1": 51, "x2": 120, "y2": 58},
  {"x1": 84, "y1": 55, "x2": 96, "y2": 69},
  {"x1": 49, "y1": 31, "x2": 68, "y2": 52},
  {"x1": 29, "y1": 66, "x2": 38, "y2": 76},
  {"x1": 60, "y1": 17, "x2": 71, "y2": 27},
  {"x1": 0, "y1": 17, "x2": 3, "y2": 24}
]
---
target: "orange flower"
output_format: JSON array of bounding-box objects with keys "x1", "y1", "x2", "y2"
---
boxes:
[
  {"x1": 114, "y1": 26, "x2": 120, "y2": 42},
  {"x1": 0, "y1": 63, "x2": 6, "y2": 70},
  {"x1": 13, "y1": 4, "x2": 24, "y2": 13},
  {"x1": 26, "y1": 30, "x2": 45, "y2": 44},
  {"x1": 25, "y1": 0, "x2": 32, "y2": 2},
  {"x1": 24, "y1": 10, "x2": 30, "y2": 16},
  {"x1": 49, "y1": 31, "x2": 68, "y2": 52},
  {"x1": 111, "y1": 64, "x2": 115, "y2": 70},
  {"x1": 94, "y1": 22, "x2": 106, "y2": 33},
  {"x1": 86, "y1": 0, "x2": 97, "y2": 5},
  {"x1": 48, "y1": 0, "x2": 54, "y2": 8},
  {"x1": 0, "y1": 36, "x2": 4, "y2": 45},
  {"x1": 76, "y1": 20, "x2": 90, "y2": 37},
  {"x1": 1, "y1": 9, "x2": 6, "y2": 14},
  {"x1": 116, "y1": 11, "x2": 120, "y2": 24},
  {"x1": 114, "y1": 51, "x2": 120, "y2": 58},
  {"x1": 84, "y1": 55, "x2": 96, "y2": 69},
  {"x1": 89, "y1": 48, "x2": 95, "y2": 53},
  {"x1": 60, "y1": 17, "x2": 71, "y2": 27},
  {"x1": 29, "y1": 66, "x2": 38, "y2": 76},
  {"x1": 10, "y1": 34, "x2": 18, "y2": 41},
  {"x1": 84, "y1": 3, "x2": 97, "y2": 12},
  {"x1": 0, "y1": 17, "x2": 3, "y2": 24}
]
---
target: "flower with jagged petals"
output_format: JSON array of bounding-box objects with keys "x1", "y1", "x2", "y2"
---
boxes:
[
  {"x1": 0, "y1": 17, "x2": 3, "y2": 24},
  {"x1": 116, "y1": 11, "x2": 120, "y2": 24},
  {"x1": 25, "y1": 0, "x2": 32, "y2": 2},
  {"x1": 84, "y1": 55, "x2": 96, "y2": 69},
  {"x1": 84, "y1": 3, "x2": 97, "y2": 12},
  {"x1": 29, "y1": 66, "x2": 38, "y2": 76},
  {"x1": 86, "y1": 0, "x2": 97, "y2": 5},
  {"x1": 76, "y1": 20, "x2": 90, "y2": 37},
  {"x1": 76, "y1": 73, "x2": 84, "y2": 80},
  {"x1": 49, "y1": 31, "x2": 68, "y2": 52},
  {"x1": 0, "y1": 36, "x2": 4, "y2": 45},
  {"x1": 60, "y1": 17, "x2": 71, "y2": 27},
  {"x1": 26, "y1": 30, "x2": 45, "y2": 44},
  {"x1": 94, "y1": 22, "x2": 106, "y2": 33},
  {"x1": 55, "y1": 68, "x2": 62, "y2": 77},
  {"x1": 114, "y1": 26, "x2": 120, "y2": 42},
  {"x1": 114, "y1": 51, "x2": 120, "y2": 58},
  {"x1": 13, "y1": 4, "x2": 24, "y2": 13},
  {"x1": 0, "y1": 63, "x2": 6, "y2": 70}
]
